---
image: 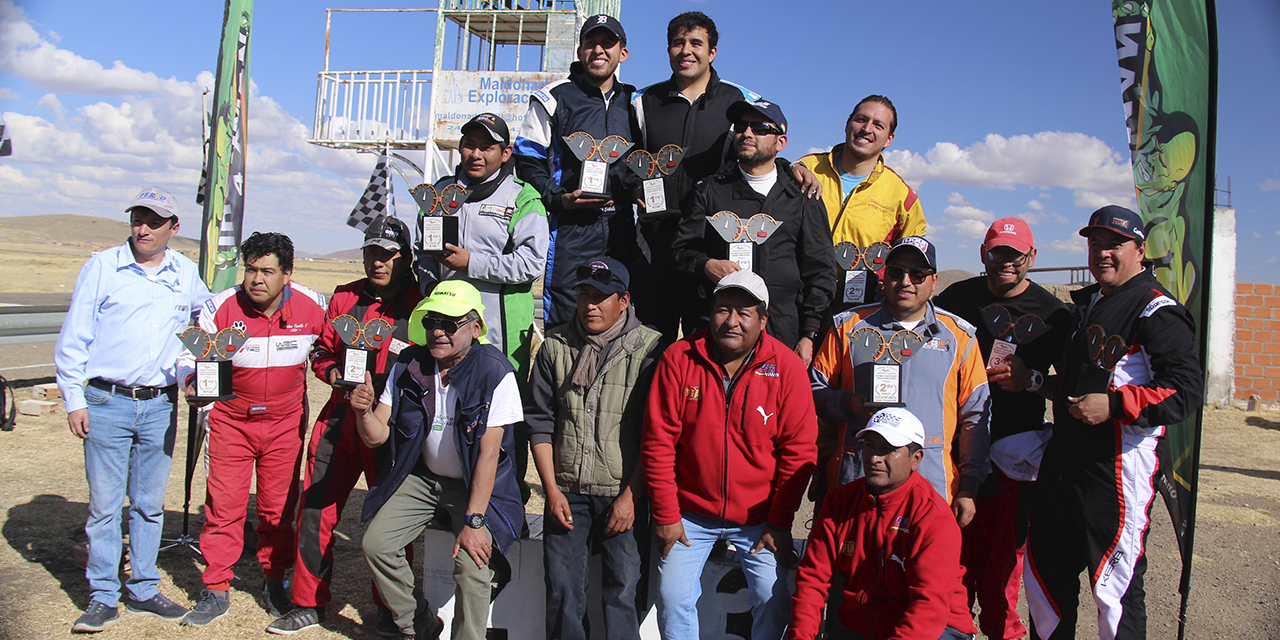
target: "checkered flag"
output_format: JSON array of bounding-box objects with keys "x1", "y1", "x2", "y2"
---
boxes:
[
  {"x1": 0, "y1": 116, "x2": 11, "y2": 157},
  {"x1": 347, "y1": 154, "x2": 395, "y2": 231}
]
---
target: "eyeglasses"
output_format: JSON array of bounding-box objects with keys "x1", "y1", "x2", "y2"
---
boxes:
[
  {"x1": 984, "y1": 249, "x2": 1030, "y2": 266},
  {"x1": 421, "y1": 316, "x2": 473, "y2": 335},
  {"x1": 576, "y1": 264, "x2": 619, "y2": 285},
  {"x1": 884, "y1": 265, "x2": 935, "y2": 285},
  {"x1": 732, "y1": 121, "x2": 783, "y2": 136}
]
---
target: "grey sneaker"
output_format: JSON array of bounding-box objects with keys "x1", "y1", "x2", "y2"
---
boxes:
[
  {"x1": 266, "y1": 606, "x2": 325, "y2": 635},
  {"x1": 124, "y1": 592, "x2": 189, "y2": 621},
  {"x1": 72, "y1": 601, "x2": 120, "y2": 633},
  {"x1": 261, "y1": 579, "x2": 292, "y2": 618},
  {"x1": 180, "y1": 589, "x2": 230, "y2": 626}
]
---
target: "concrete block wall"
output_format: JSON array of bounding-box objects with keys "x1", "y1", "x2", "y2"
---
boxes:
[{"x1": 1234, "y1": 282, "x2": 1280, "y2": 401}]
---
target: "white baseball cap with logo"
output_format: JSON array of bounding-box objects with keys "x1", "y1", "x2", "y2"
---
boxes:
[
  {"x1": 127, "y1": 186, "x2": 179, "y2": 219},
  {"x1": 713, "y1": 269, "x2": 770, "y2": 312},
  {"x1": 856, "y1": 407, "x2": 926, "y2": 448}
]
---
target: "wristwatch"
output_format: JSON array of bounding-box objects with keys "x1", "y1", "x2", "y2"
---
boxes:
[
  {"x1": 802, "y1": 330, "x2": 820, "y2": 341},
  {"x1": 465, "y1": 513, "x2": 487, "y2": 529},
  {"x1": 1028, "y1": 369, "x2": 1045, "y2": 393}
]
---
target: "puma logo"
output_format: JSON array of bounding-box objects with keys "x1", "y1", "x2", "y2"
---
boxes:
[
  {"x1": 890, "y1": 554, "x2": 906, "y2": 571},
  {"x1": 756, "y1": 406, "x2": 774, "y2": 425}
]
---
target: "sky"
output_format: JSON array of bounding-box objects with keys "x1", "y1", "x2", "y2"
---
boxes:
[{"x1": 1, "y1": 0, "x2": 1278, "y2": 283}]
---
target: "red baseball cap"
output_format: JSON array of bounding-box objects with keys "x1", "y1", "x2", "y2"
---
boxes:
[{"x1": 984, "y1": 217, "x2": 1034, "y2": 253}]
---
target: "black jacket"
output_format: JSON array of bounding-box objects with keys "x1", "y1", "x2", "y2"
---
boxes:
[{"x1": 672, "y1": 159, "x2": 838, "y2": 347}]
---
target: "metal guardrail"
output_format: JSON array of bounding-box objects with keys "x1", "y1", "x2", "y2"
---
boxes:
[
  {"x1": 310, "y1": 70, "x2": 433, "y2": 149},
  {"x1": 0, "y1": 305, "x2": 68, "y2": 345}
]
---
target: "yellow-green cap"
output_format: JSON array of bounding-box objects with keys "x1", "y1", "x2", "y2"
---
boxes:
[{"x1": 409, "y1": 280, "x2": 489, "y2": 346}]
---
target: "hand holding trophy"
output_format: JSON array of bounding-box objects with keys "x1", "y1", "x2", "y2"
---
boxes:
[
  {"x1": 178, "y1": 326, "x2": 248, "y2": 404},
  {"x1": 331, "y1": 315, "x2": 395, "y2": 387}
]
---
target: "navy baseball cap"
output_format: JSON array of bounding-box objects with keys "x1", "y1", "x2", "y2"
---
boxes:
[
  {"x1": 581, "y1": 14, "x2": 626, "y2": 45},
  {"x1": 1079, "y1": 205, "x2": 1146, "y2": 242},
  {"x1": 573, "y1": 257, "x2": 629, "y2": 296},
  {"x1": 887, "y1": 236, "x2": 938, "y2": 270},
  {"x1": 727, "y1": 99, "x2": 788, "y2": 135},
  {"x1": 460, "y1": 112, "x2": 511, "y2": 146}
]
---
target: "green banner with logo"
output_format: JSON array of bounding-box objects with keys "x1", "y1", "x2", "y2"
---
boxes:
[
  {"x1": 198, "y1": 0, "x2": 253, "y2": 292},
  {"x1": 1113, "y1": 0, "x2": 1216, "y2": 606}
]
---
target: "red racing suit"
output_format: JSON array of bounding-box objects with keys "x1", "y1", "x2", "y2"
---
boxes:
[
  {"x1": 178, "y1": 283, "x2": 327, "y2": 587},
  {"x1": 290, "y1": 279, "x2": 421, "y2": 608}
]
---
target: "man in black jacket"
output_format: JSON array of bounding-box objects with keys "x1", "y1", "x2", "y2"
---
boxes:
[
  {"x1": 628, "y1": 11, "x2": 818, "y2": 342},
  {"x1": 515, "y1": 14, "x2": 637, "y2": 328},
  {"x1": 671, "y1": 99, "x2": 836, "y2": 364},
  {"x1": 1024, "y1": 205, "x2": 1203, "y2": 640}
]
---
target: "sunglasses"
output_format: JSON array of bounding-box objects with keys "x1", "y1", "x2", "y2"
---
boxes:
[
  {"x1": 732, "y1": 121, "x2": 783, "y2": 136},
  {"x1": 131, "y1": 215, "x2": 173, "y2": 230},
  {"x1": 985, "y1": 249, "x2": 1030, "y2": 266},
  {"x1": 421, "y1": 316, "x2": 473, "y2": 335},
  {"x1": 884, "y1": 265, "x2": 935, "y2": 285},
  {"x1": 576, "y1": 264, "x2": 620, "y2": 285}
]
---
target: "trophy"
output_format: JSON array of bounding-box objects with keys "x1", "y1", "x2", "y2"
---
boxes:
[
  {"x1": 411, "y1": 182, "x2": 463, "y2": 253},
  {"x1": 626, "y1": 144, "x2": 684, "y2": 217},
  {"x1": 332, "y1": 315, "x2": 395, "y2": 387},
  {"x1": 1074, "y1": 324, "x2": 1127, "y2": 395},
  {"x1": 849, "y1": 326, "x2": 924, "y2": 407},
  {"x1": 562, "y1": 132, "x2": 632, "y2": 198},
  {"x1": 178, "y1": 326, "x2": 247, "y2": 401},
  {"x1": 834, "y1": 241, "x2": 891, "y2": 305},
  {"x1": 979, "y1": 304, "x2": 1051, "y2": 369},
  {"x1": 707, "y1": 211, "x2": 783, "y2": 273}
]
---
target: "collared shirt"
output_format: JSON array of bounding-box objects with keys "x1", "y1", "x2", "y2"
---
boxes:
[{"x1": 55, "y1": 242, "x2": 212, "y2": 412}]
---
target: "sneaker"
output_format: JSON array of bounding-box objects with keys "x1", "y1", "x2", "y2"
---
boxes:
[
  {"x1": 261, "y1": 579, "x2": 293, "y2": 618},
  {"x1": 72, "y1": 601, "x2": 119, "y2": 633},
  {"x1": 267, "y1": 606, "x2": 325, "y2": 635},
  {"x1": 373, "y1": 607, "x2": 398, "y2": 637},
  {"x1": 124, "y1": 592, "x2": 189, "y2": 621},
  {"x1": 180, "y1": 589, "x2": 231, "y2": 626}
]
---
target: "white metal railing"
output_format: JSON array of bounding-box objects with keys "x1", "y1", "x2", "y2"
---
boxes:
[{"x1": 312, "y1": 70, "x2": 433, "y2": 145}]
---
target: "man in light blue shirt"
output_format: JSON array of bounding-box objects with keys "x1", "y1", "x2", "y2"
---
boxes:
[{"x1": 55, "y1": 186, "x2": 212, "y2": 633}]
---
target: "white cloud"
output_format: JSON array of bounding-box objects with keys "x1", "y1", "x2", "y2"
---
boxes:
[
  {"x1": 1027, "y1": 199, "x2": 1045, "y2": 211},
  {"x1": 1261, "y1": 179, "x2": 1280, "y2": 191},
  {"x1": 805, "y1": 145, "x2": 833, "y2": 156},
  {"x1": 0, "y1": 86, "x2": 16, "y2": 100},
  {"x1": 1253, "y1": 232, "x2": 1261, "y2": 238},
  {"x1": 932, "y1": 204, "x2": 995, "y2": 239},
  {"x1": 947, "y1": 192, "x2": 968, "y2": 205},
  {"x1": 1049, "y1": 237, "x2": 1087, "y2": 254},
  {"x1": 886, "y1": 131, "x2": 1136, "y2": 209}
]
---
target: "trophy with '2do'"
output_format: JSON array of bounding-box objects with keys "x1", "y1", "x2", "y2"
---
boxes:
[
  {"x1": 849, "y1": 326, "x2": 925, "y2": 407},
  {"x1": 834, "y1": 241, "x2": 890, "y2": 306},
  {"x1": 179, "y1": 326, "x2": 248, "y2": 401},
  {"x1": 563, "y1": 132, "x2": 632, "y2": 198},
  {"x1": 331, "y1": 315, "x2": 395, "y2": 387},
  {"x1": 411, "y1": 182, "x2": 465, "y2": 253},
  {"x1": 625, "y1": 144, "x2": 685, "y2": 218}
]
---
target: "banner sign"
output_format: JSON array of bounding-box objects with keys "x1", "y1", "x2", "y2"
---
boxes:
[
  {"x1": 431, "y1": 71, "x2": 558, "y2": 147},
  {"x1": 198, "y1": 0, "x2": 253, "y2": 292}
]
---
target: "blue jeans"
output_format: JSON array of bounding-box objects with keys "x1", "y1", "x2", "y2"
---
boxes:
[
  {"x1": 656, "y1": 512, "x2": 789, "y2": 640},
  {"x1": 543, "y1": 492, "x2": 647, "y2": 640},
  {"x1": 82, "y1": 384, "x2": 177, "y2": 606}
]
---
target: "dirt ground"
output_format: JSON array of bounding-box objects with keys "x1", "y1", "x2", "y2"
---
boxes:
[{"x1": 0, "y1": 238, "x2": 1276, "y2": 638}]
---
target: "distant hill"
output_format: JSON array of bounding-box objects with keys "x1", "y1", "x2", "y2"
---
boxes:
[
  {"x1": 321, "y1": 248, "x2": 363, "y2": 261},
  {"x1": 0, "y1": 214, "x2": 201, "y2": 252}
]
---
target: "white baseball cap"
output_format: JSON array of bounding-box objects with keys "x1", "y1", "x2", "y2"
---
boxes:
[
  {"x1": 857, "y1": 407, "x2": 926, "y2": 448},
  {"x1": 713, "y1": 270, "x2": 770, "y2": 311},
  {"x1": 127, "y1": 186, "x2": 179, "y2": 219}
]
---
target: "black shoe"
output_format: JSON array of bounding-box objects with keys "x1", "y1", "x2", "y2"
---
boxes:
[
  {"x1": 72, "y1": 601, "x2": 120, "y2": 633},
  {"x1": 261, "y1": 579, "x2": 293, "y2": 618},
  {"x1": 180, "y1": 589, "x2": 231, "y2": 626},
  {"x1": 124, "y1": 592, "x2": 189, "y2": 621},
  {"x1": 416, "y1": 612, "x2": 444, "y2": 640},
  {"x1": 374, "y1": 607, "x2": 400, "y2": 638},
  {"x1": 267, "y1": 606, "x2": 325, "y2": 635}
]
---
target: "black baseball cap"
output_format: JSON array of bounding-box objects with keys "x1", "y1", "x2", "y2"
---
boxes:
[
  {"x1": 362, "y1": 215, "x2": 412, "y2": 254},
  {"x1": 581, "y1": 14, "x2": 626, "y2": 45},
  {"x1": 459, "y1": 112, "x2": 511, "y2": 146},
  {"x1": 726, "y1": 99, "x2": 788, "y2": 134},
  {"x1": 1078, "y1": 205, "x2": 1146, "y2": 242},
  {"x1": 887, "y1": 236, "x2": 938, "y2": 270},
  {"x1": 573, "y1": 257, "x2": 629, "y2": 296}
]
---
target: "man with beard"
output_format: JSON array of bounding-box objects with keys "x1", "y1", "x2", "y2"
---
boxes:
[
  {"x1": 1024, "y1": 206, "x2": 1202, "y2": 640},
  {"x1": 811, "y1": 236, "x2": 990, "y2": 528},
  {"x1": 671, "y1": 99, "x2": 836, "y2": 364},
  {"x1": 268, "y1": 216, "x2": 422, "y2": 635},
  {"x1": 629, "y1": 11, "x2": 819, "y2": 342},
  {"x1": 935, "y1": 217, "x2": 1071, "y2": 640},
  {"x1": 515, "y1": 14, "x2": 637, "y2": 329}
]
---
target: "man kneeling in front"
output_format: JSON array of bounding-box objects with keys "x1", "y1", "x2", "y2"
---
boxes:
[
  {"x1": 351, "y1": 280, "x2": 525, "y2": 640},
  {"x1": 789, "y1": 408, "x2": 977, "y2": 640}
]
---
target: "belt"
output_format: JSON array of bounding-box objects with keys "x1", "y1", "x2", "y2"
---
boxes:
[{"x1": 88, "y1": 378, "x2": 176, "y2": 401}]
